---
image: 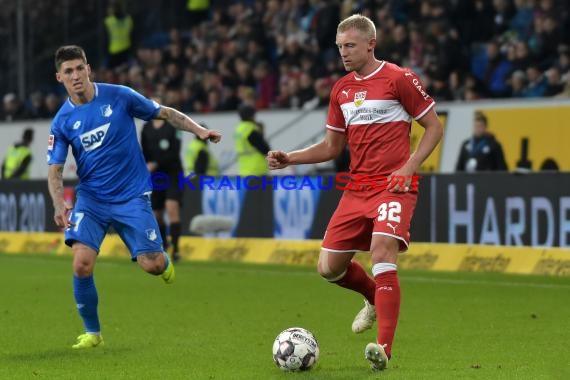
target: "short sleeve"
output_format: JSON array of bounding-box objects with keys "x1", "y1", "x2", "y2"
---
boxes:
[
  {"x1": 122, "y1": 86, "x2": 160, "y2": 121},
  {"x1": 47, "y1": 117, "x2": 69, "y2": 165},
  {"x1": 394, "y1": 70, "x2": 436, "y2": 120},
  {"x1": 325, "y1": 83, "x2": 346, "y2": 133}
]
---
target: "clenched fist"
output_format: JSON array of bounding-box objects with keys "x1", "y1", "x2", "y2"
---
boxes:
[{"x1": 267, "y1": 151, "x2": 290, "y2": 170}]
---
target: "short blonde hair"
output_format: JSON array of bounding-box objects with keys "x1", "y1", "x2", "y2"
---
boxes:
[{"x1": 337, "y1": 14, "x2": 376, "y2": 40}]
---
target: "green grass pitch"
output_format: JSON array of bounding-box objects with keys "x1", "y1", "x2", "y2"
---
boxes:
[{"x1": 0, "y1": 253, "x2": 569, "y2": 380}]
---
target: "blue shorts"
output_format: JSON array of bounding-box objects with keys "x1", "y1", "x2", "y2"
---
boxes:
[{"x1": 65, "y1": 193, "x2": 164, "y2": 260}]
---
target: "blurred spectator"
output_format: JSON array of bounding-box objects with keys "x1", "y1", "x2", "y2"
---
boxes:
[
  {"x1": 463, "y1": 73, "x2": 487, "y2": 100},
  {"x1": 312, "y1": 1, "x2": 340, "y2": 61},
  {"x1": 164, "y1": 62, "x2": 183, "y2": 88},
  {"x1": 480, "y1": 41, "x2": 513, "y2": 97},
  {"x1": 2, "y1": 93, "x2": 29, "y2": 121},
  {"x1": 309, "y1": 78, "x2": 333, "y2": 109},
  {"x1": 126, "y1": 65, "x2": 146, "y2": 94},
  {"x1": 234, "y1": 104, "x2": 270, "y2": 176},
  {"x1": 27, "y1": 91, "x2": 50, "y2": 119},
  {"x1": 554, "y1": 48, "x2": 570, "y2": 73},
  {"x1": 184, "y1": 0, "x2": 211, "y2": 29},
  {"x1": 163, "y1": 40, "x2": 188, "y2": 68},
  {"x1": 233, "y1": 57, "x2": 256, "y2": 89},
  {"x1": 544, "y1": 67, "x2": 564, "y2": 95},
  {"x1": 554, "y1": 73, "x2": 570, "y2": 98},
  {"x1": 2, "y1": 128, "x2": 34, "y2": 179},
  {"x1": 456, "y1": 111, "x2": 508, "y2": 172},
  {"x1": 5, "y1": 0, "x2": 570, "y2": 112},
  {"x1": 523, "y1": 64, "x2": 548, "y2": 97},
  {"x1": 537, "y1": 14, "x2": 564, "y2": 65},
  {"x1": 164, "y1": 87, "x2": 185, "y2": 110},
  {"x1": 297, "y1": 72, "x2": 317, "y2": 108},
  {"x1": 390, "y1": 24, "x2": 409, "y2": 65},
  {"x1": 276, "y1": 76, "x2": 301, "y2": 109},
  {"x1": 408, "y1": 26, "x2": 426, "y2": 71},
  {"x1": 507, "y1": 70, "x2": 528, "y2": 97},
  {"x1": 448, "y1": 70, "x2": 465, "y2": 100},
  {"x1": 511, "y1": 41, "x2": 532, "y2": 73},
  {"x1": 253, "y1": 61, "x2": 277, "y2": 109},
  {"x1": 219, "y1": 86, "x2": 240, "y2": 111},
  {"x1": 44, "y1": 94, "x2": 62, "y2": 117},
  {"x1": 104, "y1": 0, "x2": 133, "y2": 70},
  {"x1": 510, "y1": 0, "x2": 534, "y2": 40},
  {"x1": 427, "y1": 71, "x2": 453, "y2": 101},
  {"x1": 185, "y1": 123, "x2": 219, "y2": 176},
  {"x1": 492, "y1": 0, "x2": 516, "y2": 36},
  {"x1": 237, "y1": 86, "x2": 257, "y2": 108},
  {"x1": 459, "y1": 0, "x2": 496, "y2": 44},
  {"x1": 203, "y1": 89, "x2": 225, "y2": 113}
]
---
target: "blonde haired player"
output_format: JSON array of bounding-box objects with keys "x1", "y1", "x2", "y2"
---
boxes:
[{"x1": 267, "y1": 15, "x2": 443, "y2": 370}]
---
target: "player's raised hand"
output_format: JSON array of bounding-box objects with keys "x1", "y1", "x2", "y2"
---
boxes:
[
  {"x1": 203, "y1": 130, "x2": 222, "y2": 143},
  {"x1": 54, "y1": 201, "x2": 74, "y2": 229},
  {"x1": 267, "y1": 150, "x2": 290, "y2": 170}
]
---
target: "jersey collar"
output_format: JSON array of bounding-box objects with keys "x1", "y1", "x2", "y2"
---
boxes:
[
  {"x1": 66, "y1": 83, "x2": 99, "y2": 108},
  {"x1": 353, "y1": 61, "x2": 386, "y2": 81}
]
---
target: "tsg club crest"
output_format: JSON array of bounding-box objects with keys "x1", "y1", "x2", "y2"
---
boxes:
[
  {"x1": 354, "y1": 90, "x2": 367, "y2": 107},
  {"x1": 100, "y1": 104, "x2": 113, "y2": 117},
  {"x1": 146, "y1": 229, "x2": 158, "y2": 241}
]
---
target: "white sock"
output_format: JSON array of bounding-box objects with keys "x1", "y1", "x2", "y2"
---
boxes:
[{"x1": 371, "y1": 263, "x2": 397, "y2": 277}]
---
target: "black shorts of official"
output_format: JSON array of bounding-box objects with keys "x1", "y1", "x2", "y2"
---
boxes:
[{"x1": 150, "y1": 172, "x2": 183, "y2": 210}]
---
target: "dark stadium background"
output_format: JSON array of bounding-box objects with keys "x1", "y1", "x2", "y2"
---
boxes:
[{"x1": 1, "y1": 0, "x2": 568, "y2": 120}]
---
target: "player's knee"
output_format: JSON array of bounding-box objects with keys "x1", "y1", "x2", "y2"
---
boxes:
[
  {"x1": 73, "y1": 259, "x2": 94, "y2": 277},
  {"x1": 317, "y1": 258, "x2": 347, "y2": 282},
  {"x1": 370, "y1": 239, "x2": 398, "y2": 264}
]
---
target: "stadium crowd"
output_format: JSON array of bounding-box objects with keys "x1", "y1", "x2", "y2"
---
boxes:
[{"x1": 1, "y1": 0, "x2": 569, "y2": 121}]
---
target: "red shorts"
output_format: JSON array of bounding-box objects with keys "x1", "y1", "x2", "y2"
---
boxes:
[{"x1": 321, "y1": 189, "x2": 418, "y2": 253}]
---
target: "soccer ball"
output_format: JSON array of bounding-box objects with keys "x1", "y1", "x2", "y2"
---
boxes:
[{"x1": 272, "y1": 327, "x2": 319, "y2": 371}]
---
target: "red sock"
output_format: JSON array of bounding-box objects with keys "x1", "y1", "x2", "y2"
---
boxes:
[
  {"x1": 374, "y1": 270, "x2": 400, "y2": 358},
  {"x1": 333, "y1": 260, "x2": 376, "y2": 305}
]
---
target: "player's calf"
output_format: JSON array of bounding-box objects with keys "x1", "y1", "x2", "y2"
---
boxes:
[
  {"x1": 137, "y1": 252, "x2": 168, "y2": 275},
  {"x1": 137, "y1": 252, "x2": 175, "y2": 284}
]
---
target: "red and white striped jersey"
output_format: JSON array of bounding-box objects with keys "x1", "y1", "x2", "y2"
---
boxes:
[{"x1": 326, "y1": 61, "x2": 435, "y2": 176}]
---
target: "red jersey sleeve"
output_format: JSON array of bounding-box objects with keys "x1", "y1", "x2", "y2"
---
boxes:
[
  {"x1": 325, "y1": 82, "x2": 346, "y2": 133},
  {"x1": 394, "y1": 70, "x2": 436, "y2": 120}
]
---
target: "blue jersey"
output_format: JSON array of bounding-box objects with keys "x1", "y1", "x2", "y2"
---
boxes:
[{"x1": 48, "y1": 83, "x2": 160, "y2": 202}]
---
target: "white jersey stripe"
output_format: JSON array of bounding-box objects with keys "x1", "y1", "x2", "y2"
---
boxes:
[
  {"x1": 414, "y1": 101, "x2": 435, "y2": 120},
  {"x1": 340, "y1": 99, "x2": 411, "y2": 126},
  {"x1": 326, "y1": 124, "x2": 346, "y2": 133}
]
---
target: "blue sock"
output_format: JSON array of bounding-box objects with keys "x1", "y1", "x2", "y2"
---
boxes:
[
  {"x1": 163, "y1": 251, "x2": 170, "y2": 271},
  {"x1": 73, "y1": 275, "x2": 100, "y2": 333}
]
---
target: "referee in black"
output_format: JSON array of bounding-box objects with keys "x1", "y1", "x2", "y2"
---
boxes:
[{"x1": 141, "y1": 96, "x2": 184, "y2": 262}]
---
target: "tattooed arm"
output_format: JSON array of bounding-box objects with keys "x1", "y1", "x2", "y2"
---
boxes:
[
  {"x1": 48, "y1": 164, "x2": 73, "y2": 228},
  {"x1": 155, "y1": 106, "x2": 222, "y2": 143}
]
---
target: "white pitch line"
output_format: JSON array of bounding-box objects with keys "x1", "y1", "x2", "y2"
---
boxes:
[
  {"x1": 193, "y1": 264, "x2": 570, "y2": 290},
  {"x1": 400, "y1": 275, "x2": 570, "y2": 290},
  {"x1": 2, "y1": 255, "x2": 570, "y2": 289}
]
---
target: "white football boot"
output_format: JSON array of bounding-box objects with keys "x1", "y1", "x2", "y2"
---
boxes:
[
  {"x1": 364, "y1": 342, "x2": 388, "y2": 370},
  {"x1": 351, "y1": 299, "x2": 376, "y2": 333}
]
